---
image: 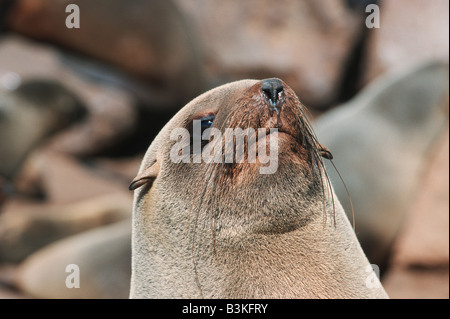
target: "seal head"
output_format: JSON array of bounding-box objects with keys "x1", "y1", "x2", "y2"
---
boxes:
[{"x1": 130, "y1": 78, "x2": 388, "y2": 298}]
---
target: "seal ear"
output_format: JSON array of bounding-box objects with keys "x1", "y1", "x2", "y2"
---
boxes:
[
  {"x1": 319, "y1": 144, "x2": 333, "y2": 160},
  {"x1": 129, "y1": 162, "x2": 160, "y2": 191}
]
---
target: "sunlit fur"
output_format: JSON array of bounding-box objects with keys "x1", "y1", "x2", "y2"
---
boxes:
[{"x1": 130, "y1": 79, "x2": 388, "y2": 298}]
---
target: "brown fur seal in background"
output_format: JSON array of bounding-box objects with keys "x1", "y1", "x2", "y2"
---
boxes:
[
  {"x1": 314, "y1": 61, "x2": 449, "y2": 270},
  {"x1": 0, "y1": 79, "x2": 86, "y2": 205},
  {"x1": 129, "y1": 78, "x2": 388, "y2": 298}
]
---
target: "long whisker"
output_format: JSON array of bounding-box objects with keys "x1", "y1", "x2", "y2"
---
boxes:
[
  {"x1": 209, "y1": 98, "x2": 255, "y2": 265},
  {"x1": 192, "y1": 102, "x2": 255, "y2": 297},
  {"x1": 292, "y1": 99, "x2": 336, "y2": 225},
  {"x1": 192, "y1": 164, "x2": 218, "y2": 298},
  {"x1": 207, "y1": 162, "x2": 221, "y2": 267},
  {"x1": 328, "y1": 158, "x2": 355, "y2": 231}
]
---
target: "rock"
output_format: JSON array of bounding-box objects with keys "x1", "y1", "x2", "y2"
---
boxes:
[
  {"x1": 0, "y1": 193, "x2": 131, "y2": 262},
  {"x1": 25, "y1": 149, "x2": 136, "y2": 204},
  {"x1": 381, "y1": 130, "x2": 449, "y2": 299},
  {"x1": 391, "y1": 131, "x2": 449, "y2": 268},
  {"x1": 16, "y1": 220, "x2": 131, "y2": 299},
  {"x1": 175, "y1": 0, "x2": 363, "y2": 109},
  {"x1": 0, "y1": 263, "x2": 29, "y2": 298},
  {"x1": 381, "y1": 266, "x2": 449, "y2": 299},
  {"x1": 314, "y1": 61, "x2": 449, "y2": 270},
  {"x1": 363, "y1": 0, "x2": 449, "y2": 84},
  {"x1": 0, "y1": 35, "x2": 178, "y2": 157},
  {"x1": 4, "y1": 0, "x2": 206, "y2": 110},
  {"x1": 0, "y1": 176, "x2": 11, "y2": 209}
]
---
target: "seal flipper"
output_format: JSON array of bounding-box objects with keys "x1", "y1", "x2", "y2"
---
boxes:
[{"x1": 129, "y1": 162, "x2": 160, "y2": 191}]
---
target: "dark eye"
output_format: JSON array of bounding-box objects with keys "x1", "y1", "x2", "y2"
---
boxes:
[
  {"x1": 201, "y1": 115, "x2": 215, "y2": 130},
  {"x1": 189, "y1": 114, "x2": 216, "y2": 154}
]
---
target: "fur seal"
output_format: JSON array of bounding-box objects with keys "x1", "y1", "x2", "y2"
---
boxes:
[
  {"x1": 0, "y1": 79, "x2": 86, "y2": 180},
  {"x1": 129, "y1": 78, "x2": 388, "y2": 298},
  {"x1": 315, "y1": 61, "x2": 449, "y2": 270}
]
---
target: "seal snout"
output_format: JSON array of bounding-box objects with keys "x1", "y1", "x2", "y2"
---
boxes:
[{"x1": 261, "y1": 78, "x2": 284, "y2": 114}]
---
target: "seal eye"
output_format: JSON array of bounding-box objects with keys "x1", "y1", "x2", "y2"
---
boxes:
[
  {"x1": 189, "y1": 114, "x2": 216, "y2": 153},
  {"x1": 200, "y1": 115, "x2": 215, "y2": 130}
]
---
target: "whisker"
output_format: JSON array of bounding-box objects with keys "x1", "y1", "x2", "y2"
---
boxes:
[
  {"x1": 191, "y1": 147, "x2": 220, "y2": 298},
  {"x1": 292, "y1": 100, "x2": 337, "y2": 226},
  {"x1": 328, "y1": 158, "x2": 355, "y2": 231}
]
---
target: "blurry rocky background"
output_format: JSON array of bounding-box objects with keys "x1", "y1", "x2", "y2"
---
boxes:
[{"x1": 0, "y1": 0, "x2": 448, "y2": 298}]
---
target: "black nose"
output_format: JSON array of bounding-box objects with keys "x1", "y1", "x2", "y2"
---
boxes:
[{"x1": 261, "y1": 78, "x2": 284, "y2": 107}]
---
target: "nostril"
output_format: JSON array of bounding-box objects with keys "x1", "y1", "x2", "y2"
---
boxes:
[
  {"x1": 262, "y1": 87, "x2": 273, "y2": 101},
  {"x1": 275, "y1": 86, "x2": 283, "y2": 95},
  {"x1": 261, "y1": 78, "x2": 284, "y2": 105}
]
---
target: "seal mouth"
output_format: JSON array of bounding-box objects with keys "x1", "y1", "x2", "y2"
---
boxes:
[
  {"x1": 204, "y1": 78, "x2": 316, "y2": 166},
  {"x1": 250, "y1": 129, "x2": 301, "y2": 149}
]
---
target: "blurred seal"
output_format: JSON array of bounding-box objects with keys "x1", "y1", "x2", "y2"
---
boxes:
[
  {"x1": 0, "y1": 79, "x2": 86, "y2": 204},
  {"x1": 315, "y1": 61, "x2": 449, "y2": 270},
  {"x1": 0, "y1": 79, "x2": 86, "y2": 179}
]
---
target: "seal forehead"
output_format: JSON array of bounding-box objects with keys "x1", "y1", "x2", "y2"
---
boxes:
[
  {"x1": 186, "y1": 79, "x2": 260, "y2": 115},
  {"x1": 139, "y1": 79, "x2": 260, "y2": 167}
]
